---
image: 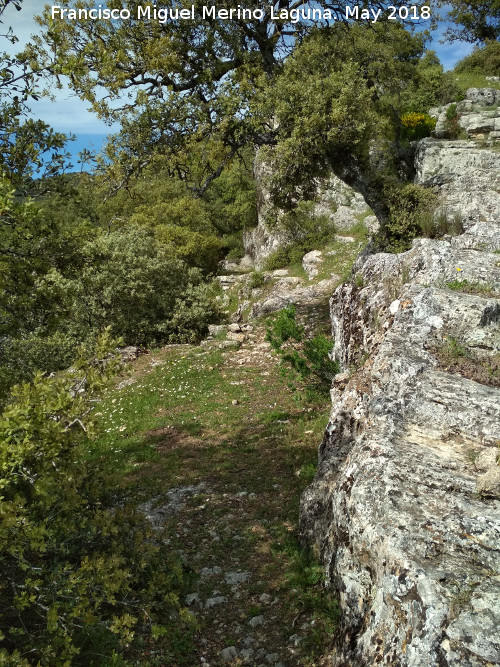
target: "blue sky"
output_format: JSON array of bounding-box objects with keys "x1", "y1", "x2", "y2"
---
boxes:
[{"x1": 3, "y1": 1, "x2": 475, "y2": 163}]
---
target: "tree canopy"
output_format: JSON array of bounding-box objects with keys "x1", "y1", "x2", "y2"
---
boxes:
[
  {"x1": 27, "y1": 0, "x2": 425, "y2": 200},
  {"x1": 440, "y1": 0, "x2": 500, "y2": 42}
]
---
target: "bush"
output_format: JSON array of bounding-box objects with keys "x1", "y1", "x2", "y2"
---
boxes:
[
  {"x1": 0, "y1": 332, "x2": 195, "y2": 665},
  {"x1": 455, "y1": 41, "x2": 500, "y2": 76},
  {"x1": 266, "y1": 306, "x2": 339, "y2": 398},
  {"x1": 39, "y1": 226, "x2": 220, "y2": 347},
  {"x1": 0, "y1": 331, "x2": 77, "y2": 403},
  {"x1": 263, "y1": 202, "x2": 335, "y2": 271},
  {"x1": 444, "y1": 103, "x2": 462, "y2": 139},
  {"x1": 402, "y1": 51, "x2": 459, "y2": 113},
  {"x1": 249, "y1": 271, "x2": 265, "y2": 289},
  {"x1": 376, "y1": 184, "x2": 438, "y2": 253},
  {"x1": 400, "y1": 112, "x2": 437, "y2": 141}
]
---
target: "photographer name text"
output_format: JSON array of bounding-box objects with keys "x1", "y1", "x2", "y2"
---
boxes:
[{"x1": 51, "y1": 4, "x2": 431, "y2": 24}]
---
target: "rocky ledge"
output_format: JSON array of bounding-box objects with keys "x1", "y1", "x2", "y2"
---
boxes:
[{"x1": 300, "y1": 133, "x2": 500, "y2": 664}]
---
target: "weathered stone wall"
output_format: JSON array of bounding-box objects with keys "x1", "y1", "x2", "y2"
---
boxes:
[{"x1": 300, "y1": 95, "x2": 500, "y2": 666}]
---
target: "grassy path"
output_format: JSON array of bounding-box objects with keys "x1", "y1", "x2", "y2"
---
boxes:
[{"x1": 91, "y1": 326, "x2": 338, "y2": 666}]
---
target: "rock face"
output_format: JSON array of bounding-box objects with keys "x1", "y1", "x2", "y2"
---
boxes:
[
  {"x1": 243, "y1": 151, "x2": 371, "y2": 269},
  {"x1": 431, "y1": 87, "x2": 500, "y2": 141},
  {"x1": 300, "y1": 123, "x2": 500, "y2": 665}
]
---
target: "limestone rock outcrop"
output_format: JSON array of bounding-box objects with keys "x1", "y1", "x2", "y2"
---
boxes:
[
  {"x1": 431, "y1": 87, "x2": 500, "y2": 141},
  {"x1": 243, "y1": 152, "x2": 370, "y2": 269},
  {"x1": 300, "y1": 119, "x2": 500, "y2": 665}
]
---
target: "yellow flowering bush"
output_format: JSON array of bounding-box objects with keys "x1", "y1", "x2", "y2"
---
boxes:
[{"x1": 400, "y1": 112, "x2": 437, "y2": 141}]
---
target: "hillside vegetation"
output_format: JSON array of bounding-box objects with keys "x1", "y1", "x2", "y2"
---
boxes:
[{"x1": 1, "y1": 0, "x2": 498, "y2": 662}]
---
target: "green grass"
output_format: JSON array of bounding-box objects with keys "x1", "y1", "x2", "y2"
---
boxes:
[
  {"x1": 454, "y1": 72, "x2": 500, "y2": 93},
  {"x1": 87, "y1": 327, "x2": 338, "y2": 664},
  {"x1": 445, "y1": 278, "x2": 495, "y2": 295}
]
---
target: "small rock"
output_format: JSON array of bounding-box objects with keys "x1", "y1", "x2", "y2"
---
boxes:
[
  {"x1": 225, "y1": 571, "x2": 251, "y2": 585},
  {"x1": 227, "y1": 323, "x2": 242, "y2": 333},
  {"x1": 389, "y1": 299, "x2": 400, "y2": 315},
  {"x1": 185, "y1": 593, "x2": 200, "y2": 605},
  {"x1": 232, "y1": 399, "x2": 240, "y2": 406},
  {"x1": 259, "y1": 593, "x2": 272, "y2": 604},
  {"x1": 200, "y1": 566, "x2": 222, "y2": 578},
  {"x1": 118, "y1": 346, "x2": 139, "y2": 362},
  {"x1": 249, "y1": 615, "x2": 265, "y2": 628},
  {"x1": 335, "y1": 235, "x2": 355, "y2": 243},
  {"x1": 219, "y1": 340, "x2": 241, "y2": 349},
  {"x1": 288, "y1": 634, "x2": 303, "y2": 646},
  {"x1": 475, "y1": 448, "x2": 498, "y2": 472},
  {"x1": 242, "y1": 636, "x2": 257, "y2": 646},
  {"x1": 208, "y1": 324, "x2": 226, "y2": 336},
  {"x1": 205, "y1": 596, "x2": 228, "y2": 609},
  {"x1": 302, "y1": 250, "x2": 323, "y2": 279},
  {"x1": 266, "y1": 654, "x2": 279, "y2": 663},
  {"x1": 227, "y1": 331, "x2": 246, "y2": 342},
  {"x1": 476, "y1": 466, "x2": 500, "y2": 498},
  {"x1": 239, "y1": 648, "x2": 254, "y2": 660},
  {"x1": 219, "y1": 646, "x2": 238, "y2": 663}
]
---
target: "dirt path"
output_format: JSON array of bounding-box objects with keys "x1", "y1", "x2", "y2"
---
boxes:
[{"x1": 94, "y1": 323, "x2": 337, "y2": 666}]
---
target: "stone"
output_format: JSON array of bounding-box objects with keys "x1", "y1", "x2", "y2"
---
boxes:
[
  {"x1": 475, "y1": 447, "x2": 498, "y2": 472},
  {"x1": 225, "y1": 571, "x2": 250, "y2": 585},
  {"x1": 476, "y1": 466, "x2": 500, "y2": 498},
  {"x1": 331, "y1": 205, "x2": 359, "y2": 230},
  {"x1": 227, "y1": 332, "x2": 246, "y2": 343},
  {"x1": 205, "y1": 595, "x2": 228, "y2": 609},
  {"x1": 219, "y1": 646, "x2": 238, "y2": 663},
  {"x1": 208, "y1": 324, "x2": 226, "y2": 336},
  {"x1": 219, "y1": 340, "x2": 241, "y2": 350},
  {"x1": 227, "y1": 323, "x2": 242, "y2": 333},
  {"x1": 248, "y1": 615, "x2": 265, "y2": 628},
  {"x1": 200, "y1": 566, "x2": 222, "y2": 578},
  {"x1": 118, "y1": 346, "x2": 138, "y2": 362},
  {"x1": 140, "y1": 483, "x2": 208, "y2": 527},
  {"x1": 335, "y1": 235, "x2": 355, "y2": 243},
  {"x1": 302, "y1": 250, "x2": 323, "y2": 279},
  {"x1": 239, "y1": 648, "x2": 254, "y2": 660}
]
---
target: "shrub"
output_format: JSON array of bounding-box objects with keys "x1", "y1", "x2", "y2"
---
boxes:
[
  {"x1": 266, "y1": 306, "x2": 339, "y2": 398},
  {"x1": 444, "y1": 103, "x2": 462, "y2": 139},
  {"x1": 0, "y1": 331, "x2": 77, "y2": 403},
  {"x1": 376, "y1": 184, "x2": 438, "y2": 253},
  {"x1": 264, "y1": 202, "x2": 335, "y2": 270},
  {"x1": 0, "y1": 331, "x2": 195, "y2": 665},
  {"x1": 455, "y1": 41, "x2": 500, "y2": 76},
  {"x1": 400, "y1": 112, "x2": 437, "y2": 141},
  {"x1": 39, "y1": 226, "x2": 220, "y2": 347},
  {"x1": 249, "y1": 271, "x2": 265, "y2": 289}
]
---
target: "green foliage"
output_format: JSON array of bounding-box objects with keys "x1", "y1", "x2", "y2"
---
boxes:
[
  {"x1": 444, "y1": 103, "x2": 462, "y2": 139},
  {"x1": 266, "y1": 306, "x2": 339, "y2": 398},
  {"x1": 439, "y1": 0, "x2": 500, "y2": 43},
  {"x1": 39, "y1": 226, "x2": 220, "y2": 347},
  {"x1": 263, "y1": 22, "x2": 427, "y2": 220},
  {"x1": 400, "y1": 112, "x2": 437, "y2": 141},
  {"x1": 375, "y1": 184, "x2": 438, "y2": 253},
  {"x1": 402, "y1": 51, "x2": 459, "y2": 113},
  {"x1": 249, "y1": 271, "x2": 265, "y2": 289},
  {"x1": 455, "y1": 40, "x2": 500, "y2": 75},
  {"x1": 0, "y1": 331, "x2": 77, "y2": 400},
  {"x1": 0, "y1": 331, "x2": 195, "y2": 665},
  {"x1": 264, "y1": 203, "x2": 335, "y2": 271}
]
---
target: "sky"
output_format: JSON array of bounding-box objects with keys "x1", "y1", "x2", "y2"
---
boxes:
[{"x1": 2, "y1": 1, "x2": 475, "y2": 163}]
